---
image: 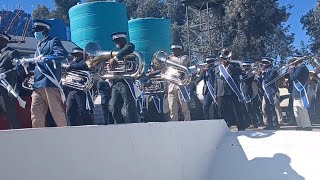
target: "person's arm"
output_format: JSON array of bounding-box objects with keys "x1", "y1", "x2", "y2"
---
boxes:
[
  {"x1": 50, "y1": 38, "x2": 68, "y2": 62},
  {"x1": 180, "y1": 55, "x2": 191, "y2": 67},
  {"x1": 68, "y1": 59, "x2": 89, "y2": 71},
  {"x1": 115, "y1": 43, "x2": 135, "y2": 60},
  {"x1": 147, "y1": 69, "x2": 162, "y2": 77},
  {"x1": 263, "y1": 69, "x2": 278, "y2": 84}
]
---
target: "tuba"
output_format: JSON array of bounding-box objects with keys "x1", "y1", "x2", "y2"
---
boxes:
[
  {"x1": 153, "y1": 51, "x2": 193, "y2": 86},
  {"x1": 84, "y1": 42, "x2": 145, "y2": 79},
  {"x1": 22, "y1": 72, "x2": 34, "y2": 91},
  {"x1": 61, "y1": 63, "x2": 94, "y2": 91},
  {"x1": 143, "y1": 74, "x2": 167, "y2": 94}
]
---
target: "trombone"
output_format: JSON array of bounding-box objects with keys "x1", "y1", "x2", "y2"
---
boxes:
[{"x1": 264, "y1": 56, "x2": 310, "y2": 87}]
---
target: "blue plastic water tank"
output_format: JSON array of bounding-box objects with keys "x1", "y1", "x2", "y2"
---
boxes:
[
  {"x1": 128, "y1": 18, "x2": 172, "y2": 69},
  {"x1": 69, "y1": 1, "x2": 129, "y2": 50},
  {"x1": 44, "y1": 19, "x2": 68, "y2": 41}
]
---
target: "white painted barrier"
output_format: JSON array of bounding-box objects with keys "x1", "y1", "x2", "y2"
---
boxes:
[
  {"x1": 0, "y1": 120, "x2": 229, "y2": 180},
  {"x1": 0, "y1": 120, "x2": 319, "y2": 180}
]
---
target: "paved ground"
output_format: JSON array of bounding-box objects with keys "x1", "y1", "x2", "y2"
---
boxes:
[{"x1": 230, "y1": 124, "x2": 320, "y2": 132}]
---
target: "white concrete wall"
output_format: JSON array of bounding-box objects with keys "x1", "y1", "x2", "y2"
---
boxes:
[{"x1": 0, "y1": 120, "x2": 229, "y2": 180}]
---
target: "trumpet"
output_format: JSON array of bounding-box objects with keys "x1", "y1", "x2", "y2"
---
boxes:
[
  {"x1": 84, "y1": 42, "x2": 145, "y2": 80},
  {"x1": 153, "y1": 51, "x2": 192, "y2": 86}
]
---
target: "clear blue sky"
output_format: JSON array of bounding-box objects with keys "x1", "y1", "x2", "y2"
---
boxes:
[{"x1": 0, "y1": 0, "x2": 317, "y2": 49}]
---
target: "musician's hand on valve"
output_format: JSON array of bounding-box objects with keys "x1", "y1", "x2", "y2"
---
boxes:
[{"x1": 109, "y1": 57, "x2": 118, "y2": 69}]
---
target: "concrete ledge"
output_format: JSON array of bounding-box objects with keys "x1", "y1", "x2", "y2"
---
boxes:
[{"x1": 0, "y1": 120, "x2": 228, "y2": 180}]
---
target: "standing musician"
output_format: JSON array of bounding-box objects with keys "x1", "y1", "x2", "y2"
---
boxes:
[
  {"x1": 214, "y1": 49, "x2": 248, "y2": 130},
  {"x1": 142, "y1": 58, "x2": 168, "y2": 122},
  {"x1": 64, "y1": 47, "x2": 93, "y2": 126},
  {"x1": 289, "y1": 55, "x2": 311, "y2": 129},
  {"x1": 108, "y1": 32, "x2": 139, "y2": 124},
  {"x1": 260, "y1": 57, "x2": 280, "y2": 130},
  {"x1": 24, "y1": 20, "x2": 68, "y2": 128},
  {"x1": 199, "y1": 56, "x2": 218, "y2": 120},
  {"x1": 240, "y1": 60, "x2": 263, "y2": 128},
  {"x1": 98, "y1": 79, "x2": 113, "y2": 125},
  {"x1": 167, "y1": 43, "x2": 191, "y2": 121},
  {"x1": 0, "y1": 32, "x2": 22, "y2": 129}
]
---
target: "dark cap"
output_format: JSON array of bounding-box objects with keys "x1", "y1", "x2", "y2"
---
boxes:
[
  {"x1": 71, "y1": 47, "x2": 84, "y2": 55},
  {"x1": 33, "y1": 19, "x2": 51, "y2": 30},
  {"x1": 111, "y1": 32, "x2": 127, "y2": 40}
]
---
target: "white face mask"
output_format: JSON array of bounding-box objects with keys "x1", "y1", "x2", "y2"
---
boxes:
[{"x1": 116, "y1": 44, "x2": 121, "y2": 48}]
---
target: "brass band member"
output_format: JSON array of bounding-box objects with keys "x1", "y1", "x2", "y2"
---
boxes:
[
  {"x1": 215, "y1": 49, "x2": 248, "y2": 130},
  {"x1": 142, "y1": 58, "x2": 169, "y2": 122},
  {"x1": 108, "y1": 32, "x2": 139, "y2": 123},
  {"x1": 27, "y1": 20, "x2": 68, "y2": 128},
  {"x1": 199, "y1": 57, "x2": 218, "y2": 120},
  {"x1": 167, "y1": 43, "x2": 191, "y2": 121},
  {"x1": 260, "y1": 57, "x2": 279, "y2": 130},
  {"x1": 289, "y1": 55, "x2": 311, "y2": 129},
  {"x1": 240, "y1": 60, "x2": 263, "y2": 128},
  {"x1": 0, "y1": 32, "x2": 21, "y2": 129},
  {"x1": 65, "y1": 47, "x2": 93, "y2": 126}
]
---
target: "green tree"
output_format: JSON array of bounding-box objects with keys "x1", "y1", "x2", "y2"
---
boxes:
[
  {"x1": 301, "y1": 0, "x2": 320, "y2": 53},
  {"x1": 223, "y1": 0, "x2": 293, "y2": 60},
  {"x1": 32, "y1": 4, "x2": 51, "y2": 19},
  {"x1": 50, "y1": 0, "x2": 80, "y2": 25}
]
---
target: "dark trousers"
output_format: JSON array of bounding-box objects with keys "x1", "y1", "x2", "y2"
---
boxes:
[
  {"x1": 143, "y1": 94, "x2": 169, "y2": 122},
  {"x1": 244, "y1": 96, "x2": 263, "y2": 125},
  {"x1": 102, "y1": 103, "x2": 114, "y2": 125},
  {"x1": 203, "y1": 93, "x2": 218, "y2": 120},
  {"x1": 66, "y1": 90, "x2": 92, "y2": 126},
  {"x1": 217, "y1": 95, "x2": 248, "y2": 130},
  {"x1": 109, "y1": 81, "x2": 138, "y2": 124},
  {"x1": 263, "y1": 95, "x2": 279, "y2": 129},
  {"x1": 0, "y1": 87, "x2": 20, "y2": 129}
]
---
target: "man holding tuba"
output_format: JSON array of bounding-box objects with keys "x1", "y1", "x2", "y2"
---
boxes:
[
  {"x1": 64, "y1": 47, "x2": 93, "y2": 126},
  {"x1": 167, "y1": 43, "x2": 191, "y2": 121},
  {"x1": 142, "y1": 57, "x2": 169, "y2": 122},
  {"x1": 24, "y1": 20, "x2": 68, "y2": 128},
  {"x1": 0, "y1": 32, "x2": 22, "y2": 129},
  {"x1": 108, "y1": 32, "x2": 139, "y2": 124}
]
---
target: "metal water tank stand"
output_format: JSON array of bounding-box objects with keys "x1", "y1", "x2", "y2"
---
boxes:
[{"x1": 182, "y1": 0, "x2": 225, "y2": 62}]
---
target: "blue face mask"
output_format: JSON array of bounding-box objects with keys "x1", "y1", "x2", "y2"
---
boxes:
[{"x1": 34, "y1": 31, "x2": 45, "y2": 40}]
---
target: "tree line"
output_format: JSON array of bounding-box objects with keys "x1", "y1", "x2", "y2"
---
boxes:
[{"x1": 32, "y1": 0, "x2": 320, "y2": 61}]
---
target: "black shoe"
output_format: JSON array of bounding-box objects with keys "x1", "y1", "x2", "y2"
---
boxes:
[
  {"x1": 301, "y1": 127, "x2": 313, "y2": 131},
  {"x1": 249, "y1": 124, "x2": 259, "y2": 129},
  {"x1": 263, "y1": 126, "x2": 276, "y2": 130}
]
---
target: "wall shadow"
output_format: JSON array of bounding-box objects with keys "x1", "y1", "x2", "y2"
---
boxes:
[{"x1": 209, "y1": 131, "x2": 305, "y2": 180}]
